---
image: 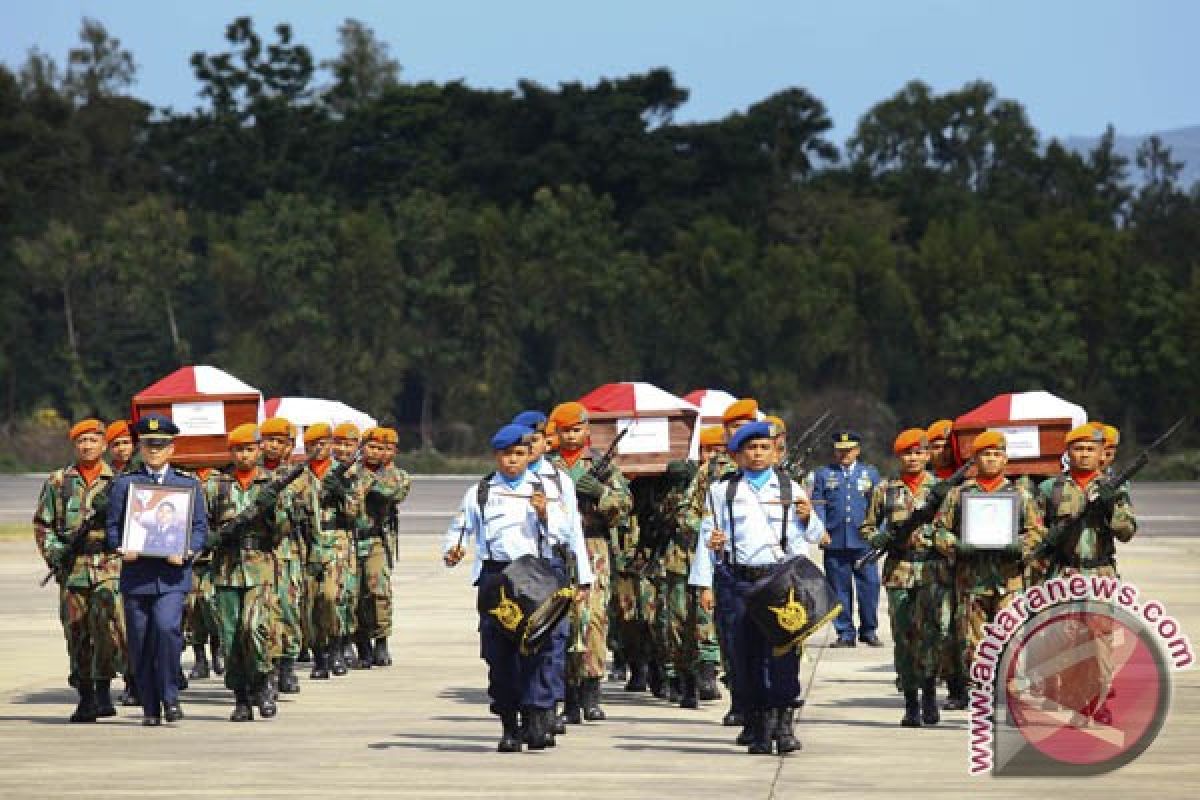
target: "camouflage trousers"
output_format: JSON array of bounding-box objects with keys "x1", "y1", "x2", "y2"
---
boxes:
[
  {"x1": 185, "y1": 561, "x2": 218, "y2": 649},
  {"x1": 334, "y1": 532, "x2": 358, "y2": 637},
  {"x1": 568, "y1": 537, "x2": 611, "y2": 682},
  {"x1": 272, "y1": 556, "x2": 305, "y2": 660},
  {"x1": 306, "y1": 551, "x2": 346, "y2": 648},
  {"x1": 612, "y1": 570, "x2": 655, "y2": 666},
  {"x1": 60, "y1": 580, "x2": 126, "y2": 681},
  {"x1": 656, "y1": 573, "x2": 697, "y2": 677},
  {"x1": 886, "y1": 583, "x2": 952, "y2": 691},
  {"x1": 216, "y1": 583, "x2": 274, "y2": 692},
  {"x1": 355, "y1": 537, "x2": 392, "y2": 640},
  {"x1": 958, "y1": 590, "x2": 1017, "y2": 687}
]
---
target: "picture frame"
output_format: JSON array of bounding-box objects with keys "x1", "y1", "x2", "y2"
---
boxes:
[
  {"x1": 961, "y1": 491, "x2": 1019, "y2": 550},
  {"x1": 121, "y1": 482, "x2": 194, "y2": 559}
]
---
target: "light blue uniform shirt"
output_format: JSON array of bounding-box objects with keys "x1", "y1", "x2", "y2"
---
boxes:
[
  {"x1": 443, "y1": 469, "x2": 595, "y2": 585},
  {"x1": 688, "y1": 469, "x2": 824, "y2": 588}
]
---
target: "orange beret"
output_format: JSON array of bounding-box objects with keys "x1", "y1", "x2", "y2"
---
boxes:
[
  {"x1": 699, "y1": 426, "x2": 726, "y2": 447},
  {"x1": 549, "y1": 402, "x2": 588, "y2": 429},
  {"x1": 364, "y1": 427, "x2": 398, "y2": 445},
  {"x1": 105, "y1": 420, "x2": 131, "y2": 444},
  {"x1": 333, "y1": 422, "x2": 361, "y2": 441},
  {"x1": 765, "y1": 415, "x2": 786, "y2": 435},
  {"x1": 722, "y1": 398, "x2": 759, "y2": 425},
  {"x1": 972, "y1": 430, "x2": 1007, "y2": 452},
  {"x1": 69, "y1": 418, "x2": 104, "y2": 441},
  {"x1": 893, "y1": 428, "x2": 929, "y2": 454},
  {"x1": 926, "y1": 419, "x2": 953, "y2": 442},
  {"x1": 1066, "y1": 424, "x2": 1106, "y2": 446},
  {"x1": 260, "y1": 417, "x2": 294, "y2": 438},
  {"x1": 303, "y1": 423, "x2": 333, "y2": 445},
  {"x1": 227, "y1": 423, "x2": 259, "y2": 447}
]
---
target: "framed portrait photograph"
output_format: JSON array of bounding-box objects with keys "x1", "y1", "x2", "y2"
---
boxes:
[
  {"x1": 961, "y1": 491, "x2": 1019, "y2": 550},
  {"x1": 121, "y1": 482, "x2": 194, "y2": 559}
]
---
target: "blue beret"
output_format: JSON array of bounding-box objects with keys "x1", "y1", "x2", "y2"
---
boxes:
[
  {"x1": 728, "y1": 421, "x2": 774, "y2": 453},
  {"x1": 511, "y1": 410, "x2": 548, "y2": 432},
  {"x1": 832, "y1": 430, "x2": 862, "y2": 448},
  {"x1": 491, "y1": 424, "x2": 534, "y2": 451},
  {"x1": 135, "y1": 413, "x2": 179, "y2": 439}
]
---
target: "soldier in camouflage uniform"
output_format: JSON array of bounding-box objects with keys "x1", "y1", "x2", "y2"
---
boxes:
[
  {"x1": 611, "y1": 511, "x2": 656, "y2": 693},
  {"x1": 205, "y1": 424, "x2": 289, "y2": 721},
  {"x1": 332, "y1": 423, "x2": 363, "y2": 671},
  {"x1": 549, "y1": 402, "x2": 632, "y2": 724},
  {"x1": 933, "y1": 431, "x2": 1045, "y2": 691},
  {"x1": 861, "y1": 429, "x2": 951, "y2": 727},
  {"x1": 349, "y1": 427, "x2": 412, "y2": 669},
  {"x1": 925, "y1": 419, "x2": 968, "y2": 709},
  {"x1": 260, "y1": 416, "x2": 305, "y2": 692},
  {"x1": 104, "y1": 420, "x2": 143, "y2": 706},
  {"x1": 34, "y1": 419, "x2": 126, "y2": 722},
  {"x1": 1035, "y1": 423, "x2": 1137, "y2": 725},
  {"x1": 677, "y1": 401, "x2": 756, "y2": 728},
  {"x1": 283, "y1": 423, "x2": 360, "y2": 680},
  {"x1": 185, "y1": 467, "x2": 223, "y2": 681}
]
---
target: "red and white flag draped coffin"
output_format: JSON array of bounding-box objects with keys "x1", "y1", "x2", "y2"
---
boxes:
[
  {"x1": 578, "y1": 382, "x2": 700, "y2": 477},
  {"x1": 682, "y1": 388, "x2": 740, "y2": 426},
  {"x1": 264, "y1": 397, "x2": 378, "y2": 455},
  {"x1": 131, "y1": 366, "x2": 264, "y2": 467},
  {"x1": 952, "y1": 391, "x2": 1088, "y2": 476}
]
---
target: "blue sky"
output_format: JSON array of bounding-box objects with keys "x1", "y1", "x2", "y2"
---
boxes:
[{"x1": 4, "y1": 1, "x2": 1196, "y2": 143}]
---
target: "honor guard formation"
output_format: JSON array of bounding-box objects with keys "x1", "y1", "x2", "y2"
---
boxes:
[{"x1": 35, "y1": 396, "x2": 1153, "y2": 755}]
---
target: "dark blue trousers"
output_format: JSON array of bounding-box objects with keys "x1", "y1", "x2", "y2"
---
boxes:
[
  {"x1": 714, "y1": 563, "x2": 800, "y2": 711},
  {"x1": 824, "y1": 549, "x2": 880, "y2": 640},
  {"x1": 477, "y1": 562, "x2": 559, "y2": 714},
  {"x1": 122, "y1": 590, "x2": 186, "y2": 719}
]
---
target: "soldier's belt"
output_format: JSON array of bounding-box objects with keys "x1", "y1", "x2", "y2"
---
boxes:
[
  {"x1": 899, "y1": 552, "x2": 945, "y2": 563},
  {"x1": 1061, "y1": 556, "x2": 1116, "y2": 569},
  {"x1": 354, "y1": 528, "x2": 385, "y2": 541},
  {"x1": 79, "y1": 542, "x2": 107, "y2": 555},
  {"x1": 238, "y1": 535, "x2": 270, "y2": 551},
  {"x1": 583, "y1": 532, "x2": 610, "y2": 540},
  {"x1": 731, "y1": 564, "x2": 776, "y2": 581}
]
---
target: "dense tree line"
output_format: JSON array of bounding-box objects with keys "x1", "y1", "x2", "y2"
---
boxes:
[{"x1": 1, "y1": 18, "x2": 1197, "y2": 451}]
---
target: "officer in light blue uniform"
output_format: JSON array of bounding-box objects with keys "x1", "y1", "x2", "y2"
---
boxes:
[
  {"x1": 443, "y1": 423, "x2": 593, "y2": 753},
  {"x1": 512, "y1": 409, "x2": 582, "y2": 735},
  {"x1": 690, "y1": 422, "x2": 824, "y2": 755},
  {"x1": 105, "y1": 414, "x2": 208, "y2": 726},
  {"x1": 808, "y1": 430, "x2": 882, "y2": 647}
]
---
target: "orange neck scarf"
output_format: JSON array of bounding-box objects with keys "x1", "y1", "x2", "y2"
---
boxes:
[
  {"x1": 309, "y1": 459, "x2": 331, "y2": 479},
  {"x1": 77, "y1": 460, "x2": 103, "y2": 487},
  {"x1": 901, "y1": 472, "x2": 925, "y2": 497},
  {"x1": 976, "y1": 475, "x2": 1006, "y2": 493},
  {"x1": 235, "y1": 468, "x2": 257, "y2": 491},
  {"x1": 559, "y1": 446, "x2": 585, "y2": 469},
  {"x1": 1070, "y1": 469, "x2": 1098, "y2": 490}
]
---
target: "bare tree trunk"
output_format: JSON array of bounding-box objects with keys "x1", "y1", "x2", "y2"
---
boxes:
[
  {"x1": 163, "y1": 289, "x2": 182, "y2": 358},
  {"x1": 419, "y1": 375, "x2": 435, "y2": 451},
  {"x1": 62, "y1": 280, "x2": 79, "y2": 362}
]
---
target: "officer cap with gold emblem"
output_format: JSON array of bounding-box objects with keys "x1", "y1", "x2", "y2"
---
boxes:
[
  {"x1": 832, "y1": 430, "x2": 862, "y2": 449},
  {"x1": 134, "y1": 413, "x2": 179, "y2": 443}
]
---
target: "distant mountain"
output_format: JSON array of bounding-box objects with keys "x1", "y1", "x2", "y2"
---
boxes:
[{"x1": 1062, "y1": 124, "x2": 1200, "y2": 191}]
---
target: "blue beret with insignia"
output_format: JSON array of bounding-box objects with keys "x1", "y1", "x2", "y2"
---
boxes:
[
  {"x1": 135, "y1": 413, "x2": 180, "y2": 440},
  {"x1": 728, "y1": 421, "x2": 774, "y2": 453},
  {"x1": 511, "y1": 410, "x2": 548, "y2": 432},
  {"x1": 491, "y1": 424, "x2": 534, "y2": 451}
]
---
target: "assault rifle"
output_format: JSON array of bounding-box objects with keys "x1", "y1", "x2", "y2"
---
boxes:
[
  {"x1": 209, "y1": 462, "x2": 307, "y2": 549},
  {"x1": 1036, "y1": 416, "x2": 1186, "y2": 562},
  {"x1": 780, "y1": 411, "x2": 836, "y2": 481},
  {"x1": 40, "y1": 506, "x2": 108, "y2": 587},
  {"x1": 589, "y1": 426, "x2": 630, "y2": 482},
  {"x1": 854, "y1": 456, "x2": 976, "y2": 571}
]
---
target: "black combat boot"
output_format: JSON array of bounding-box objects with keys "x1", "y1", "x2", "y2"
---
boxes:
[
  {"x1": 943, "y1": 675, "x2": 968, "y2": 710},
  {"x1": 330, "y1": 642, "x2": 348, "y2": 677},
  {"x1": 539, "y1": 709, "x2": 557, "y2": 748},
  {"x1": 735, "y1": 721, "x2": 755, "y2": 746},
  {"x1": 564, "y1": 684, "x2": 583, "y2": 725},
  {"x1": 747, "y1": 710, "x2": 774, "y2": 755},
  {"x1": 697, "y1": 662, "x2": 722, "y2": 701},
  {"x1": 523, "y1": 706, "x2": 548, "y2": 751},
  {"x1": 921, "y1": 679, "x2": 940, "y2": 725},
  {"x1": 498, "y1": 711, "x2": 522, "y2": 753},
  {"x1": 666, "y1": 673, "x2": 681, "y2": 703},
  {"x1": 277, "y1": 658, "x2": 301, "y2": 693},
  {"x1": 342, "y1": 636, "x2": 357, "y2": 667},
  {"x1": 230, "y1": 689, "x2": 253, "y2": 722},
  {"x1": 552, "y1": 702, "x2": 567, "y2": 734},
  {"x1": 774, "y1": 707, "x2": 801, "y2": 753},
  {"x1": 211, "y1": 636, "x2": 225, "y2": 676},
  {"x1": 310, "y1": 646, "x2": 331, "y2": 680},
  {"x1": 608, "y1": 653, "x2": 627, "y2": 682},
  {"x1": 355, "y1": 635, "x2": 373, "y2": 670},
  {"x1": 901, "y1": 690, "x2": 922, "y2": 727},
  {"x1": 70, "y1": 681, "x2": 98, "y2": 723},
  {"x1": 177, "y1": 666, "x2": 188, "y2": 691},
  {"x1": 188, "y1": 644, "x2": 210, "y2": 679},
  {"x1": 120, "y1": 674, "x2": 140, "y2": 706},
  {"x1": 373, "y1": 637, "x2": 393, "y2": 667},
  {"x1": 624, "y1": 661, "x2": 648, "y2": 692},
  {"x1": 679, "y1": 672, "x2": 699, "y2": 709},
  {"x1": 297, "y1": 645, "x2": 312, "y2": 663},
  {"x1": 649, "y1": 663, "x2": 666, "y2": 698},
  {"x1": 255, "y1": 675, "x2": 278, "y2": 718},
  {"x1": 94, "y1": 679, "x2": 117, "y2": 718},
  {"x1": 582, "y1": 677, "x2": 606, "y2": 721},
  {"x1": 723, "y1": 705, "x2": 745, "y2": 728}
]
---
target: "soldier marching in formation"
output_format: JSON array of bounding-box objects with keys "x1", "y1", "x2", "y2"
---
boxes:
[{"x1": 32, "y1": 395, "x2": 1146, "y2": 752}]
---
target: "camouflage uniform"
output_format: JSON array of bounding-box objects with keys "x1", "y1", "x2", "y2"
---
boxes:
[
  {"x1": 611, "y1": 514, "x2": 657, "y2": 679},
  {"x1": 264, "y1": 462, "x2": 306, "y2": 666},
  {"x1": 185, "y1": 472, "x2": 221, "y2": 675},
  {"x1": 551, "y1": 451, "x2": 632, "y2": 687},
  {"x1": 933, "y1": 478, "x2": 1045, "y2": 685},
  {"x1": 350, "y1": 462, "x2": 412, "y2": 648},
  {"x1": 206, "y1": 469, "x2": 287, "y2": 696},
  {"x1": 34, "y1": 464, "x2": 126, "y2": 686},
  {"x1": 861, "y1": 474, "x2": 952, "y2": 692}
]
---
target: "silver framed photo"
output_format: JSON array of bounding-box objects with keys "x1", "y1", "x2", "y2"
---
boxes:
[
  {"x1": 121, "y1": 482, "x2": 194, "y2": 559},
  {"x1": 961, "y1": 491, "x2": 1019, "y2": 550}
]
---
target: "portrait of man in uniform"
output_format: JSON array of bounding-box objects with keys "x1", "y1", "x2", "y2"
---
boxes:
[{"x1": 121, "y1": 486, "x2": 195, "y2": 559}]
